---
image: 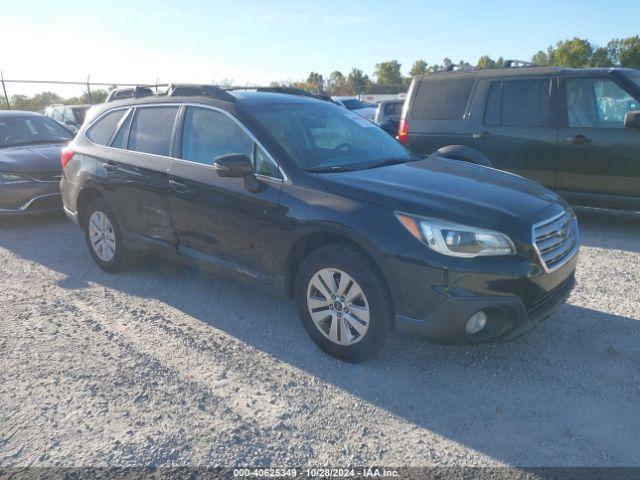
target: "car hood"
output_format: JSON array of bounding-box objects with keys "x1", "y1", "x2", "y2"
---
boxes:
[
  {"x1": 0, "y1": 144, "x2": 64, "y2": 173},
  {"x1": 318, "y1": 156, "x2": 564, "y2": 230}
]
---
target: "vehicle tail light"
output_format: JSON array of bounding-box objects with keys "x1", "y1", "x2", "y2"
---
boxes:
[
  {"x1": 61, "y1": 146, "x2": 75, "y2": 168},
  {"x1": 398, "y1": 117, "x2": 408, "y2": 144}
]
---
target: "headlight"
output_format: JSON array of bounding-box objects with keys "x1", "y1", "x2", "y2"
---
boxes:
[
  {"x1": 395, "y1": 212, "x2": 516, "y2": 258},
  {"x1": 0, "y1": 173, "x2": 31, "y2": 184}
]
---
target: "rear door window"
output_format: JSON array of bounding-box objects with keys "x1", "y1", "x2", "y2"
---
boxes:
[
  {"x1": 501, "y1": 79, "x2": 552, "y2": 127},
  {"x1": 86, "y1": 109, "x2": 127, "y2": 145},
  {"x1": 128, "y1": 106, "x2": 179, "y2": 156},
  {"x1": 412, "y1": 77, "x2": 475, "y2": 120}
]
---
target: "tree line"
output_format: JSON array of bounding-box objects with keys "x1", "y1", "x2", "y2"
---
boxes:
[
  {"x1": 3, "y1": 35, "x2": 639, "y2": 111},
  {"x1": 277, "y1": 35, "x2": 640, "y2": 95}
]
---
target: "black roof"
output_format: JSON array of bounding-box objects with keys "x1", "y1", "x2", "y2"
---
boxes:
[
  {"x1": 418, "y1": 66, "x2": 639, "y2": 81},
  {"x1": 82, "y1": 88, "x2": 329, "y2": 126}
]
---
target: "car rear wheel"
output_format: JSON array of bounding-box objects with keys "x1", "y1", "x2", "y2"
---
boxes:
[
  {"x1": 295, "y1": 244, "x2": 392, "y2": 362},
  {"x1": 84, "y1": 197, "x2": 130, "y2": 272}
]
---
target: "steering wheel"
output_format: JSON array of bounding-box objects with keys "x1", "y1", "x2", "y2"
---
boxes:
[
  {"x1": 4, "y1": 134, "x2": 30, "y2": 145},
  {"x1": 333, "y1": 142, "x2": 353, "y2": 152}
]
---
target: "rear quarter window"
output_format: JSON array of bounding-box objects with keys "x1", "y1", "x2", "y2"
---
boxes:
[
  {"x1": 86, "y1": 110, "x2": 127, "y2": 146},
  {"x1": 128, "y1": 107, "x2": 179, "y2": 156},
  {"x1": 411, "y1": 77, "x2": 475, "y2": 120}
]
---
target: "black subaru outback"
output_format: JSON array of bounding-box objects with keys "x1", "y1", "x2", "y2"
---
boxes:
[
  {"x1": 61, "y1": 85, "x2": 578, "y2": 361},
  {"x1": 399, "y1": 66, "x2": 640, "y2": 213}
]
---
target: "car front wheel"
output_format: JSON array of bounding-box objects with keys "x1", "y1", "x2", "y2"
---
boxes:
[{"x1": 295, "y1": 244, "x2": 392, "y2": 362}]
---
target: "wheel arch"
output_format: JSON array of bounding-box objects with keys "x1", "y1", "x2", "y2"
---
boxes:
[
  {"x1": 283, "y1": 228, "x2": 389, "y2": 301},
  {"x1": 76, "y1": 185, "x2": 108, "y2": 227}
]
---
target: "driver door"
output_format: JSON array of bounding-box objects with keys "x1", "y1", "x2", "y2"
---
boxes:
[
  {"x1": 556, "y1": 75, "x2": 640, "y2": 208},
  {"x1": 167, "y1": 106, "x2": 286, "y2": 282}
]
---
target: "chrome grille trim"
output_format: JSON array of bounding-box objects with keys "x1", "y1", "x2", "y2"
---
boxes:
[{"x1": 532, "y1": 210, "x2": 579, "y2": 273}]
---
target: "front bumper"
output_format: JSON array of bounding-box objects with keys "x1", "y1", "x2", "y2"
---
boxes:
[
  {"x1": 395, "y1": 273, "x2": 575, "y2": 344},
  {"x1": 0, "y1": 180, "x2": 62, "y2": 216}
]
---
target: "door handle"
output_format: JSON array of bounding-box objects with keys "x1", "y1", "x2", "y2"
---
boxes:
[
  {"x1": 565, "y1": 135, "x2": 591, "y2": 145},
  {"x1": 472, "y1": 131, "x2": 491, "y2": 140},
  {"x1": 169, "y1": 179, "x2": 193, "y2": 195},
  {"x1": 104, "y1": 160, "x2": 119, "y2": 172}
]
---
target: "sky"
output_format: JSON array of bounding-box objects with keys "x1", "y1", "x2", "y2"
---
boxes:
[{"x1": 1, "y1": 0, "x2": 639, "y2": 97}]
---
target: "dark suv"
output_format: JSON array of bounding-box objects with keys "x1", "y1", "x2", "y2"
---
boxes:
[
  {"x1": 399, "y1": 67, "x2": 640, "y2": 212},
  {"x1": 61, "y1": 85, "x2": 578, "y2": 361}
]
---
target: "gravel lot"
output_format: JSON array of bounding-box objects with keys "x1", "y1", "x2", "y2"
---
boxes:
[{"x1": 1, "y1": 212, "x2": 639, "y2": 468}]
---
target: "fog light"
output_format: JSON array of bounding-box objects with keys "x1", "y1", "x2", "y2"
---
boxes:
[{"x1": 465, "y1": 311, "x2": 488, "y2": 335}]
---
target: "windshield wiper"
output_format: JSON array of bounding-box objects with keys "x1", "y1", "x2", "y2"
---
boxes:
[
  {"x1": 362, "y1": 157, "x2": 410, "y2": 170},
  {"x1": 306, "y1": 165, "x2": 356, "y2": 173}
]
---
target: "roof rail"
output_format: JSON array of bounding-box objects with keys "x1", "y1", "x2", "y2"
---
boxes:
[
  {"x1": 105, "y1": 86, "x2": 154, "y2": 102},
  {"x1": 503, "y1": 59, "x2": 537, "y2": 68},
  {"x1": 444, "y1": 64, "x2": 476, "y2": 72},
  {"x1": 166, "y1": 83, "x2": 235, "y2": 102},
  {"x1": 226, "y1": 86, "x2": 335, "y2": 103}
]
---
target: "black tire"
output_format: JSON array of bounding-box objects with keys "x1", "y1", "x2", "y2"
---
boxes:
[
  {"x1": 295, "y1": 243, "x2": 392, "y2": 362},
  {"x1": 83, "y1": 197, "x2": 130, "y2": 272}
]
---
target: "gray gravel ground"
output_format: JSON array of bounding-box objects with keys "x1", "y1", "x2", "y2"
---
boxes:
[{"x1": 0, "y1": 212, "x2": 639, "y2": 468}]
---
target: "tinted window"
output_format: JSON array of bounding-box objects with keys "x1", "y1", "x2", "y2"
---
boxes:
[
  {"x1": 254, "y1": 146, "x2": 280, "y2": 178},
  {"x1": 87, "y1": 109, "x2": 126, "y2": 145},
  {"x1": 412, "y1": 77, "x2": 475, "y2": 120},
  {"x1": 181, "y1": 107, "x2": 253, "y2": 164},
  {"x1": 129, "y1": 107, "x2": 178, "y2": 156},
  {"x1": 566, "y1": 78, "x2": 639, "y2": 128},
  {"x1": 385, "y1": 102, "x2": 404, "y2": 115},
  {"x1": 502, "y1": 79, "x2": 552, "y2": 127},
  {"x1": 484, "y1": 82, "x2": 501, "y2": 126},
  {"x1": 111, "y1": 110, "x2": 132, "y2": 149},
  {"x1": 252, "y1": 103, "x2": 414, "y2": 171}
]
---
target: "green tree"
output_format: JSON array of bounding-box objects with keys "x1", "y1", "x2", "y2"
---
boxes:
[
  {"x1": 552, "y1": 38, "x2": 593, "y2": 67},
  {"x1": 409, "y1": 60, "x2": 428, "y2": 77},
  {"x1": 531, "y1": 50, "x2": 550, "y2": 66},
  {"x1": 589, "y1": 47, "x2": 613, "y2": 67},
  {"x1": 476, "y1": 55, "x2": 497, "y2": 69},
  {"x1": 347, "y1": 68, "x2": 370, "y2": 94},
  {"x1": 609, "y1": 36, "x2": 640, "y2": 68},
  {"x1": 374, "y1": 60, "x2": 403, "y2": 85},
  {"x1": 328, "y1": 71, "x2": 351, "y2": 95},
  {"x1": 306, "y1": 72, "x2": 324, "y2": 93}
]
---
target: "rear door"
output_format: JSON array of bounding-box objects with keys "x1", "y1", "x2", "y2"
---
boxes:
[
  {"x1": 166, "y1": 105, "x2": 285, "y2": 281},
  {"x1": 102, "y1": 105, "x2": 179, "y2": 245},
  {"x1": 467, "y1": 76, "x2": 558, "y2": 188},
  {"x1": 556, "y1": 74, "x2": 640, "y2": 209}
]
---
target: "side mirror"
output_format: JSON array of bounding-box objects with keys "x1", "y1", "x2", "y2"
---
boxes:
[
  {"x1": 624, "y1": 110, "x2": 640, "y2": 129},
  {"x1": 213, "y1": 153, "x2": 253, "y2": 178}
]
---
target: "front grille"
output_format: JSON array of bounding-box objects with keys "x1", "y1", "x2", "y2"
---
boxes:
[{"x1": 533, "y1": 210, "x2": 578, "y2": 272}]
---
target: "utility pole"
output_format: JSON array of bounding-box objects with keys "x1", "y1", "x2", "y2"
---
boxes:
[
  {"x1": 0, "y1": 70, "x2": 10, "y2": 109},
  {"x1": 86, "y1": 75, "x2": 92, "y2": 103}
]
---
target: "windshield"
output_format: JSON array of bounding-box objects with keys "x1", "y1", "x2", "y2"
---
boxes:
[
  {"x1": 251, "y1": 102, "x2": 415, "y2": 171},
  {"x1": 623, "y1": 71, "x2": 640, "y2": 91},
  {"x1": 0, "y1": 115, "x2": 72, "y2": 148}
]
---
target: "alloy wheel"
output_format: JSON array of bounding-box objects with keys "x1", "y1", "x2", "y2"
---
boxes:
[
  {"x1": 306, "y1": 268, "x2": 370, "y2": 346},
  {"x1": 88, "y1": 211, "x2": 116, "y2": 262}
]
